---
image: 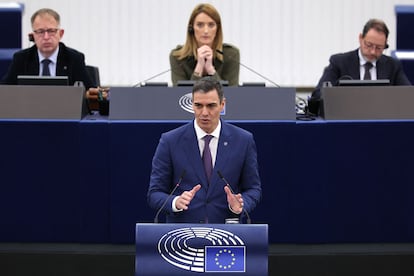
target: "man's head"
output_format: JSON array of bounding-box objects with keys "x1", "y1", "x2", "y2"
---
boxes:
[
  {"x1": 359, "y1": 19, "x2": 389, "y2": 62},
  {"x1": 192, "y1": 77, "x2": 225, "y2": 134},
  {"x1": 30, "y1": 8, "x2": 64, "y2": 58}
]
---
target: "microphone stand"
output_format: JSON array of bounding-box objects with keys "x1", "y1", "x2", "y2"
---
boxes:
[{"x1": 132, "y1": 69, "x2": 171, "y2": 87}]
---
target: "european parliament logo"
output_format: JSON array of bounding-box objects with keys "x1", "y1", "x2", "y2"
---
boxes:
[
  {"x1": 157, "y1": 227, "x2": 246, "y2": 273},
  {"x1": 178, "y1": 93, "x2": 226, "y2": 115},
  {"x1": 178, "y1": 93, "x2": 194, "y2": 113}
]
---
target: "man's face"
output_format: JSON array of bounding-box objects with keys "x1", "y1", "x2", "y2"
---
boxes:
[
  {"x1": 359, "y1": 29, "x2": 387, "y2": 62},
  {"x1": 192, "y1": 89, "x2": 225, "y2": 134},
  {"x1": 32, "y1": 13, "x2": 64, "y2": 57}
]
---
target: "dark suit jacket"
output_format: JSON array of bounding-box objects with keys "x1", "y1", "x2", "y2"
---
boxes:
[
  {"x1": 310, "y1": 49, "x2": 411, "y2": 101},
  {"x1": 147, "y1": 120, "x2": 262, "y2": 223},
  {"x1": 1, "y1": 42, "x2": 93, "y2": 89}
]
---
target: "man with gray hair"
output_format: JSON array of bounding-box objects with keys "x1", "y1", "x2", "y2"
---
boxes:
[{"x1": 1, "y1": 8, "x2": 93, "y2": 89}]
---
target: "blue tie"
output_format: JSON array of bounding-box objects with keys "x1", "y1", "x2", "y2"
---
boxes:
[
  {"x1": 42, "y1": 59, "x2": 51, "y2": 76},
  {"x1": 202, "y1": 135, "x2": 213, "y2": 182}
]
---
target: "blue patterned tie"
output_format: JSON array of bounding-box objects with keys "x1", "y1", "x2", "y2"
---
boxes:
[
  {"x1": 202, "y1": 135, "x2": 213, "y2": 181},
  {"x1": 42, "y1": 59, "x2": 51, "y2": 76}
]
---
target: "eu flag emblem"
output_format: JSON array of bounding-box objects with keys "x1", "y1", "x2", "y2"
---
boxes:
[{"x1": 205, "y1": 246, "x2": 246, "y2": 272}]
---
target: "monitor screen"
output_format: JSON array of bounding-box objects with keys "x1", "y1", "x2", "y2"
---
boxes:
[
  {"x1": 17, "y1": 75, "x2": 69, "y2": 86},
  {"x1": 177, "y1": 80, "x2": 229, "y2": 86},
  {"x1": 176, "y1": 80, "x2": 196, "y2": 86},
  {"x1": 140, "y1": 82, "x2": 168, "y2": 87},
  {"x1": 337, "y1": 79, "x2": 390, "y2": 86},
  {"x1": 240, "y1": 82, "x2": 266, "y2": 87}
]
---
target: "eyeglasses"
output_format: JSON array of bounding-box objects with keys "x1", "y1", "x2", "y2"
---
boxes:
[
  {"x1": 363, "y1": 39, "x2": 387, "y2": 52},
  {"x1": 32, "y1": 28, "x2": 59, "y2": 36}
]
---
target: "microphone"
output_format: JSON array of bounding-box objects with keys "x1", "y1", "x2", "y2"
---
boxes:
[
  {"x1": 135, "y1": 57, "x2": 191, "y2": 87},
  {"x1": 216, "y1": 49, "x2": 280, "y2": 87},
  {"x1": 135, "y1": 53, "x2": 204, "y2": 86},
  {"x1": 132, "y1": 68, "x2": 171, "y2": 87},
  {"x1": 153, "y1": 170, "x2": 186, "y2": 223},
  {"x1": 217, "y1": 171, "x2": 251, "y2": 224}
]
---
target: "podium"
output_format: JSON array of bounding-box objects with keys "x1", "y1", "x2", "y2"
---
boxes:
[
  {"x1": 109, "y1": 86, "x2": 296, "y2": 120},
  {"x1": 321, "y1": 86, "x2": 414, "y2": 120},
  {"x1": 0, "y1": 85, "x2": 88, "y2": 119},
  {"x1": 135, "y1": 223, "x2": 268, "y2": 275}
]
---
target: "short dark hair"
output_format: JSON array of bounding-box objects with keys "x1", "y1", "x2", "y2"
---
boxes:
[
  {"x1": 192, "y1": 77, "x2": 224, "y2": 102},
  {"x1": 362, "y1": 18, "x2": 389, "y2": 39}
]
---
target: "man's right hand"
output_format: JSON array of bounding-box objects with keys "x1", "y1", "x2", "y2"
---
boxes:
[{"x1": 175, "y1": 184, "x2": 201, "y2": 210}]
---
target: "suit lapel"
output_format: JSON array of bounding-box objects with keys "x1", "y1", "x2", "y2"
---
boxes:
[
  {"x1": 56, "y1": 43, "x2": 69, "y2": 76},
  {"x1": 350, "y1": 50, "x2": 361, "y2": 80},
  {"x1": 26, "y1": 43, "x2": 69, "y2": 76},
  {"x1": 182, "y1": 124, "x2": 207, "y2": 185},
  {"x1": 181, "y1": 121, "x2": 233, "y2": 193},
  {"x1": 26, "y1": 46, "x2": 40, "y2": 74},
  {"x1": 376, "y1": 57, "x2": 390, "y2": 80},
  {"x1": 209, "y1": 122, "x2": 232, "y2": 190}
]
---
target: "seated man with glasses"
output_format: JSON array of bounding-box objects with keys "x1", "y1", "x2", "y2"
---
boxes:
[
  {"x1": 1, "y1": 8, "x2": 93, "y2": 89},
  {"x1": 308, "y1": 18, "x2": 411, "y2": 115}
]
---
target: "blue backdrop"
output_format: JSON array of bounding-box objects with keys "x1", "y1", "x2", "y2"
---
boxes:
[{"x1": 1, "y1": 119, "x2": 413, "y2": 244}]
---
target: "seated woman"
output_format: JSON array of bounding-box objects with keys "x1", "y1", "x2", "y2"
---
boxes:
[{"x1": 170, "y1": 3, "x2": 240, "y2": 86}]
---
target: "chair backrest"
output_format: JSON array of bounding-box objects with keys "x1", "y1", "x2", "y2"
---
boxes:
[{"x1": 86, "y1": 65, "x2": 100, "y2": 87}]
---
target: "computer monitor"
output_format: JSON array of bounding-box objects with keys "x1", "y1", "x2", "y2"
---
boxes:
[
  {"x1": 240, "y1": 82, "x2": 266, "y2": 87},
  {"x1": 17, "y1": 75, "x2": 69, "y2": 86},
  {"x1": 177, "y1": 80, "x2": 229, "y2": 86},
  {"x1": 140, "y1": 82, "x2": 168, "y2": 87},
  {"x1": 337, "y1": 79, "x2": 390, "y2": 86}
]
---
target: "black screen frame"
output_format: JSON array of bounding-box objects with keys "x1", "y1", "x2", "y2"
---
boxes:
[
  {"x1": 337, "y1": 79, "x2": 390, "y2": 86},
  {"x1": 17, "y1": 75, "x2": 69, "y2": 86}
]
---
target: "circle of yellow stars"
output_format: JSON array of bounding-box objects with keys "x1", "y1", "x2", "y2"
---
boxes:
[{"x1": 215, "y1": 249, "x2": 236, "y2": 269}]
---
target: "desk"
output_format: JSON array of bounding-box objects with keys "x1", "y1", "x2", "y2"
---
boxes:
[{"x1": 1, "y1": 119, "x2": 413, "y2": 244}]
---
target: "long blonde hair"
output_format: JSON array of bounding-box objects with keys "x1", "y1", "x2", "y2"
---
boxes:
[{"x1": 172, "y1": 3, "x2": 223, "y2": 61}]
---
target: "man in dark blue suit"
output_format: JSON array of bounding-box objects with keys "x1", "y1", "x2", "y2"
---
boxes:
[
  {"x1": 309, "y1": 18, "x2": 411, "y2": 114},
  {"x1": 1, "y1": 8, "x2": 93, "y2": 89},
  {"x1": 148, "y1": 77, "x2": 262, "y2": 223}
]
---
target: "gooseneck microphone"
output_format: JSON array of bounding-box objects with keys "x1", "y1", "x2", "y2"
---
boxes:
[
  {"x1": 132, "y1": 68, "x2": 171, "y2": 87},
  {"x1": 217, "y1": 171, "x2": 251, "y2": 224},
  {"x1": 216, "y1": 49, "x2": 280, "y2": 87},
  {"x1": 153, "y1": 170, "x2": 186, "y2": 223}
]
